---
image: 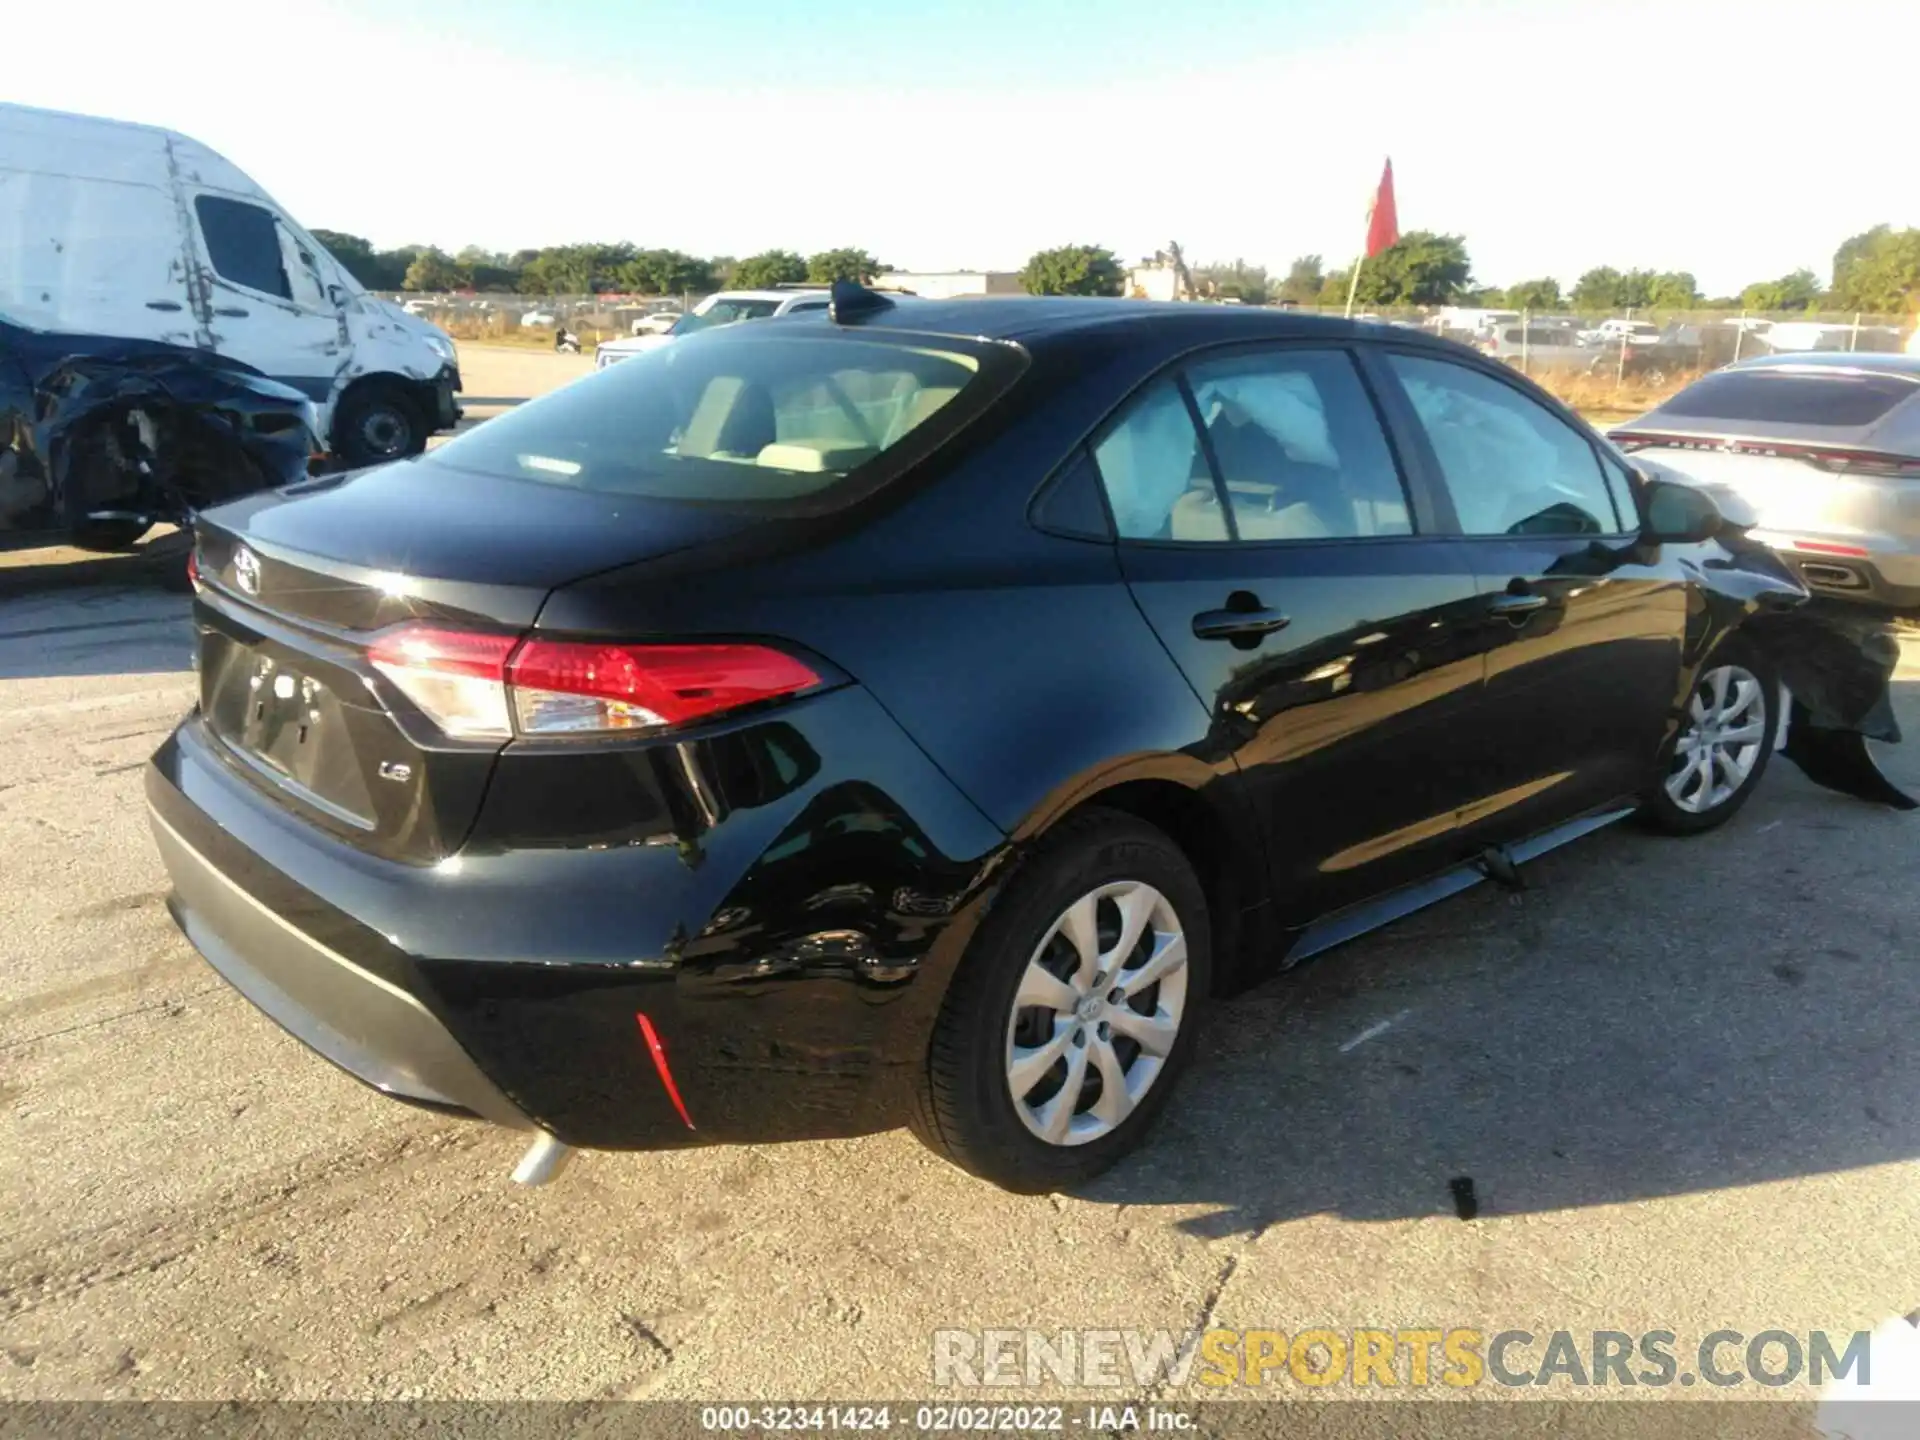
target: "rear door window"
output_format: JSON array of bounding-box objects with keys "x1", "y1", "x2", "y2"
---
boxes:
[
  {"x1": 1658, "y1": 370, "x2": 1918, "y2": 427},
  {"x1": 1183, "y1": 349, "x2": 1412, "y2": 539},
  {"x1": 1089, "y1": 349, "x2": 1414, "y2": 542},
  {"x1": 194, "y1": 195, "x2": 291, "y2": 300}
]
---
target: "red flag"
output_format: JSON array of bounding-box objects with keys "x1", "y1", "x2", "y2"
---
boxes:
[{"x1": 1365, "y1": 158, "x2": 1399, "y2": 258}]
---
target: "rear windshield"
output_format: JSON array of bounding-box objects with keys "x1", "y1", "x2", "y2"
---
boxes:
[
  {"x1": 422, "y1": 326, "x2": 1018, "y2": 506},
  {"x1": 1660, "y1": 370, "x2": 1918, "y2": 427},
  {"x1": 701, "y1": 299, "x2": 782, "y2": 323}
]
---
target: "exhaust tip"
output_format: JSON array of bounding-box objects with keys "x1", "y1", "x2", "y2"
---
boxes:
[{"x1": 510, "y1": 1131, "x2": 573, "y2": 1186}]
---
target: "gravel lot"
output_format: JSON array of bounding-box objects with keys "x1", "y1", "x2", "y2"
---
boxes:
[{"x1": 2, "y1": 346, "x2": 1917, "y2": 1409}]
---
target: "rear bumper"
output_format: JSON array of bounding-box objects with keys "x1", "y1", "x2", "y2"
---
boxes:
[
  {"x1": 149, "y1": 802, "x2": 531, "y2": 1129},
  {"x1": 1769, "y1": 544, "x2": 1920, "y2": 616},
  {"x1": 146, "y1": 686, "x2": 1007, "y2": 1152}
]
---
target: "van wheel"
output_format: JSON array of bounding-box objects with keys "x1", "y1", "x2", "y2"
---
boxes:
[
  {"x1": 909, "y1": 810, "x2": 1211, "y2": 1192},
  {"x1": 333, "y1": 386, "x2": 423, "y2": 467},
  {"x1": 1639, "y1": 640, "x2": 1779, "y2": 835}
]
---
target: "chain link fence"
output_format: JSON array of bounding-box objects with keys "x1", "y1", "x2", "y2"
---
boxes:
[
  {"x1": 387, "y1": 291, "x2": 1918, "y2": 416},
  {"x1": 376, "y1": 292, "x2": 715, "y2": 345}
]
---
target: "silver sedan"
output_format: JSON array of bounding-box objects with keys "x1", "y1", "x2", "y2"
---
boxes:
[{"x1": 1613, "y1": 353, "x2": 1920, "y2": 613}]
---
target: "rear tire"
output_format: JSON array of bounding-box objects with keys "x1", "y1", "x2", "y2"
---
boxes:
[
  {"x1": 1639, "y1": 639, "x2": 1779, "y2": 835},
  {"x1": 909, "y1": 810, "x2": 1211, "y2": 1192}
]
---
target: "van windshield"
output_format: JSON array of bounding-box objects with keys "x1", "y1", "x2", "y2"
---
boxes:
[{"x1": 422, "y1": 326, "x2": 1020, "y2": 507}]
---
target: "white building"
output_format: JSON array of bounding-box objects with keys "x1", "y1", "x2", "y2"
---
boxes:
[{"x1": 878, "y1": 271, "x2": 1022, "y2": 300}]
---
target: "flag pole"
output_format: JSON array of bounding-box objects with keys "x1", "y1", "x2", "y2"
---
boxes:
[{"x1": 1343, "y1": 259, "x2": 1362, "y2": 319}]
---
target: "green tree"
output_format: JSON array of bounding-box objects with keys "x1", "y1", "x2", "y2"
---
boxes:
[
  {"x1": 1194, "y1": 258, "x2": 1270, "y2": 304},
  {"x1": 402, "y1": 247, "x2": 467, "y2": 292},
  {"x1": 310, "y1": 231, "x2": 417, "y2": 290},
  {"x1": 806, "y1": 248, "x2": 883, "y2": 284},
  {"x1": 1740, "y1": 268, "x2": 1822, "y2": 313},
  {"x1": 1019, "y1": 244, "x2": 1126, "y2": 297},
  {"x1": 1275, "y1": 255, "x2": 1325, "y2": 305},
  {"x1": 731, "y1": 249, "x2": 808, "y2": 289},
  {"x1": 619, "y1": 249, "x2": 716, "y2": 295},
  {"x1": 1351, "y1": 231, "x2": 1472, "y2": 306},
  {"x1": 1317, "y1": 268, "x2": 1353, "y2": 307},
  {"x1": 1646, "y1": 271, "x2": 1700, "y2": 309},
  {"x1": 517, "y1": 243, "x2": 634, "y2": 295},
  {"x1": 1571, "y1": 266, "x2": 1625, "y2": 309},
  {"x1": 1505, "y1": 277, "x2": 1563, "y2": 310},
  {"x1": 1831, "y1": 226, "x2": 1920, "y2": 312},
  {"x1": 310, "y1": 229, "x2": 379, "y2": 285}
]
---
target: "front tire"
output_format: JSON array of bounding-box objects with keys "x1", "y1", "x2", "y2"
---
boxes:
[
  {"x1": 1639, "y1": 640, "x2": 1779, "y2": 834},
  {"x1": 332, "y1": 386, "x2": 424, "y2": 467},
  {"x1": 910, "y1": 810, "x2": 1210, "y2": 1192}
]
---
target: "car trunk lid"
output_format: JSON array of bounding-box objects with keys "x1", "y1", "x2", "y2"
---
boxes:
[
  {"x1": 190, "y1": 463, "x2": 767, "y2": 863},
  {"x1": 1615, "y1": 432, "x2": 1919, "y2": 540}
]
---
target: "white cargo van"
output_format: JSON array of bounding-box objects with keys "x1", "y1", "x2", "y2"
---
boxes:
[{"x1": 0, "y1": 103, "x2": 462, "y2": 466}]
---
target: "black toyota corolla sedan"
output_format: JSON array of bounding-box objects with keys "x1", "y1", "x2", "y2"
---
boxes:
[{"x1": 148, "y1": 284, "x2": 1901, "y2": 1193}]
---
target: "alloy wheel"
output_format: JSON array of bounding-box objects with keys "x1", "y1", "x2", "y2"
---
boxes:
[
  {"x1": 1004, "y1": 880, "x2": 1189, "y2": 1147},
  {"x1": 1666, "y1": 663, "x2": 1768, "y2": 813}
]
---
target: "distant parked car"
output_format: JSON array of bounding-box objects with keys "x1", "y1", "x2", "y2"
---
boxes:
[
  {"x1": 595, "y1": 288, "x2": 831, "y2": 369},
  {"x1": 1757, "y1": 322, "x2": 1902, "y2": 355},
  {"x1": 1584, "y1": 319, "x2": 1663, "y2": 347},
  {"x1": 1614, "y1": 353, "x2": 1920, "y2": 613},
  {"x1": 520, "y1": 309, "x2": 558, "y2": 327},
  {"x1": 1431, "y1": 307, "x2": 1518, "y2": 340},
  {"x1": 1478, "y1": 324, "x2": 1593, "y2": 371}
]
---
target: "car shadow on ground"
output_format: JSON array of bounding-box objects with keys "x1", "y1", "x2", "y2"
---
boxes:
[
  {"x1": 0, "y1": 568, "x2": 193, "y2": 681},
  {"x1": 1089, "y1": 679, "x2": 1920, "y2": 1238}
]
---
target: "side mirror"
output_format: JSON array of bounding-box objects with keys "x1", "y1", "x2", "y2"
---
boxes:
[
  {"x1": 326, "y1": 283, "x2": 347, "y2": 309},
  {"x1": 1640, "y1": 477, "x2": 1724, "y2": 544}
]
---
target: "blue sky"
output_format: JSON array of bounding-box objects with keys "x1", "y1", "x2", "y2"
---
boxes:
[{"x1": 12, "y1": 0, "x2": 1918, "y2": 294}]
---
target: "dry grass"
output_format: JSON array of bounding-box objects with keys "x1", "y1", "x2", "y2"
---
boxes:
[{"x1": 1533, "y1": 367, "x2": 1698, "y2": 425}]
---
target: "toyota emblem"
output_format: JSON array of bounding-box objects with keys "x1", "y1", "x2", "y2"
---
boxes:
[{"x1": 233, "y1": 545, "x2": 262, "y2": 596}]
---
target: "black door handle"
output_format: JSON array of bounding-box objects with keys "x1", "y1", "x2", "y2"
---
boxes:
[
  {"x1": 145, "y1": 299, "x2": 183, "y2": 311},
  {"x1": 214, "y1": 306, "x2": 249, "y2": 318},
  {"x1": 1193, "y1": 606, "x2": 1291, "y2": 641},
  {"x1": 1486, "y1": 592, "x2": 1549, "y2": 617}
]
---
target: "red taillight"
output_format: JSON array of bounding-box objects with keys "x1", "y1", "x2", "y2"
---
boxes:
[
  {"x1": 364, "y1": 623, "x2": 821, "y2": 739},
  {"x1": 509, "y1": 639, "x2": 821, "y2": 735},
  {"x1": 1745, "y1": 532, "x2": 1873, "y2": 558},
  {"x1": 185, "y1": 550, "x2": 202, "y2": 594}
]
